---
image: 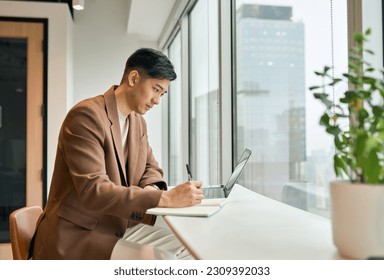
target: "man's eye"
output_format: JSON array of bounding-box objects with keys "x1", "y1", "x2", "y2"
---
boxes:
[{"x1": 154, "y1": 88, "x2": 159, "y2": 93}]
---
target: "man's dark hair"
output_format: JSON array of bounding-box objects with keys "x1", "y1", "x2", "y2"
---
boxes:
[{"x1": 121, "y1": 48, "x2": 177, "y2": 84}]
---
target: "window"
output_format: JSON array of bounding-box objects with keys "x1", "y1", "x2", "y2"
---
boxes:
[
  {"x1": 168, "y1": 32, "x2": 182, "y2": 186},
  {"x1": 233, "y1": 0, "x2": 348, "y2": 217},
  {"x1": 163, "y1": 0, "x2": 374, "y2": 217},
  {"x1": 189, "y1": 0, "x2": 220, "y2": 184}
]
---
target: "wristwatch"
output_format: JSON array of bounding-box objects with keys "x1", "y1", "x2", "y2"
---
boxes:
[{"x1": 150, "y1": 184, "x2": 160, "y2": 190}]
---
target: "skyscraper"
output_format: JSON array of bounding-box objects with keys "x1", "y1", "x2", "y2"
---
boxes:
[{"x1": 236, "y1": 4, "x2": 306, "y2": 200}]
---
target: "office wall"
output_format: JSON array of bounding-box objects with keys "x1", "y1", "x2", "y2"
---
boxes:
[
  {"x1": 0, "y1": 0, "x2": 73, "y2": 193},
  {"x1": 72, "y1": 0, "x2": 163, "y2": 166}
]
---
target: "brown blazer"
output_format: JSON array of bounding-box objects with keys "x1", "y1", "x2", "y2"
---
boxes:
[{"x1": 32, "y1": 86, "x2": 166, "y2": 259}]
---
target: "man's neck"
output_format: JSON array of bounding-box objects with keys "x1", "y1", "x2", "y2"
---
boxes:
[{"x1": 114, "y1": 84, "x2": 133, "y2": 116}]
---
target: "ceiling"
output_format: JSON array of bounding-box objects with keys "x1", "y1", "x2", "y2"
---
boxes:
[
  {"x1": 2, "y1": 0, "x2": 178, "y2": 43},
  {"x1": 127, "y1": 0, "x2": 176, "y2": 42}
]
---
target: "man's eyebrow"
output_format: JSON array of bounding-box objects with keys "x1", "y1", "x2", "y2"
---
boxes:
[{"x1": 155, "y1": 83, "x2": 167, "y2": 93}]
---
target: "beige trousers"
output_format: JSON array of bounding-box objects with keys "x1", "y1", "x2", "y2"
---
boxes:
[{"x1": 120, "y1": 223, "x2": 193, "y2": 260}]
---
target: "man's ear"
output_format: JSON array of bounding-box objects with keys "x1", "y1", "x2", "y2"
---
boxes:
[{"x1": 127, "y1": 70, "x2": 139, "y2": 87}]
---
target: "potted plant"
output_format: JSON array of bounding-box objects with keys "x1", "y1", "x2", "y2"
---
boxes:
[{"x1": 310, "y1": 28, "x2": 384, "y2": 259}]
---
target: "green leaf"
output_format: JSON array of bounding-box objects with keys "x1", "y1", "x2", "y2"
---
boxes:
[
  {"x1": 363, "y1": 151, "x2": 380, "y2": 184},
  {"x1": 354, "y1": 132, "x2": 369, "y2": 173},
  {"x1": 326, "y1": 125, "x2": 341, "y2": 136},
  {"x1": 339, "y1": 97, "x2": 349, "y2": 103},
  {"x1": 334, "y1": 154, "x2": 350, "y2": 179},
  {"x1": 365, "y1": 49, "x2": 375, "y2": 55},
  {"x1": 319, "y1": 113, "x2": 330, "y2": 125},
  {"x1": 314, "y1": 93, "x2": 333, "y2": 109},
  {"x1": 372, "y1": 105, "x2": 383, "y2": 117},
  {"x1": 309, "y1": 86, "x2": 321, "y2": 91},
  {"x1": 341, "y1": 90, "x2": 360, "y2": 103},
  {"x1": 357, "y1": 108, "x2": 369, "y2": 124},
  {"x1": 334, "y1": 134, "x2": 347, "y2": 151},
  {"x1": 328, "y1": 78, "x2": 343, "y2": 86},
  {"x1": 313, "y1": 93, "x2": 328, "y2": 99},
  {"x1": 323, "y1": 66, "x2": 331, "y2": 73},
  {"x1": 314, "y1": 71, "x2": 325, "y2": 76},
  {"x1": 343, "y1": 73, "x2": 355, "y2": 80},
  {"x1": 362, "y1": 76, "x2": 376, "y2": 85}
]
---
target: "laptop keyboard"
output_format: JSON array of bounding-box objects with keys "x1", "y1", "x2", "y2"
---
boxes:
[{"x1": 203, "y1": 187, "x2": 224, "y2": 198}]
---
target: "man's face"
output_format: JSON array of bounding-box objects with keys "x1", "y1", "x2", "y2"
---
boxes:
[{"x1": 130, "y1": 76, "x2": 170, "y2": 115}]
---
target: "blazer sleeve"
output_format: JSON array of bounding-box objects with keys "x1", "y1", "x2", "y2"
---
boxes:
[{"x1": 59, "y1": 104, "x2": 163, "y2": 219}]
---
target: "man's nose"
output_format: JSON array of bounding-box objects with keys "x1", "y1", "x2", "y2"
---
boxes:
[{"x1": 153, "y1": 95, "x2": 160, "y2": 105}]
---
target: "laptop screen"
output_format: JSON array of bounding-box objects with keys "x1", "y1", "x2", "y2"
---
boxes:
[{"x1": 224, "y1": 148, "x2": 252, "y2": 195}]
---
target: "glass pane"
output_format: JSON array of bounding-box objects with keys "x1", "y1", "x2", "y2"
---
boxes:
[
  {"x1": 0, "y1": 38, "x2": 27, "y2": 243},
  {"x1": 168, "y1": 32, "x2": 183, "y2": 186},
  {"x1": 190, "y1": 0, "x2": 220, "y2": 185},
  {"x1": 234, "y1": 0, "x2": 348, "y2": 217}
]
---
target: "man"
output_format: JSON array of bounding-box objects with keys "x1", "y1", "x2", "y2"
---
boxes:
[{"x1": 31, "y1": 48, "x2": 203, "y2": 259}]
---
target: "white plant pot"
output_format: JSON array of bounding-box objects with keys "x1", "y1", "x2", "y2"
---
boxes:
[{"x1": 330, "y1": 181, "x2": 384, "y2": 259}]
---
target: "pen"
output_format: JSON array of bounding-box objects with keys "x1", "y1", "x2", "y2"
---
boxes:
[{"x1": 185, "y1": 164, "x2": 193, "y2": 181}]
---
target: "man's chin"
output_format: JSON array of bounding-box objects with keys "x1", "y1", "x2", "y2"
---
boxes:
[{"x1": 136, "y1": 110, "x2": 146, "y2": 115}]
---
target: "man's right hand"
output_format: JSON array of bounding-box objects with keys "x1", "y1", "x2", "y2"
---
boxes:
[{"x1": 157, "y1": 181, "x2": 203, "y2": 208}]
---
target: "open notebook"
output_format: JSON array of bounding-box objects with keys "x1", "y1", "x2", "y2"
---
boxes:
[{"x1": 146, "y1": 198, "x2": 228, "y2": 217}]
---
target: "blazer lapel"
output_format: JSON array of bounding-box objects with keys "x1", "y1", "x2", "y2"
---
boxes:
[{"x1": 104, "y1": 86, "x2": 128, "y2": 186}]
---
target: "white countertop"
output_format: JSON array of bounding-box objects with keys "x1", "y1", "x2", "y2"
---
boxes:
[{"x1": 163, "y1": 184, "x2": 340, "y2": 259}]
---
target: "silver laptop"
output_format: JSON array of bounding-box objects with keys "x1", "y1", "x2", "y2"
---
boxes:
[{"x1": 203, "y1": 148, "x2": 252, "y2": 198}]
